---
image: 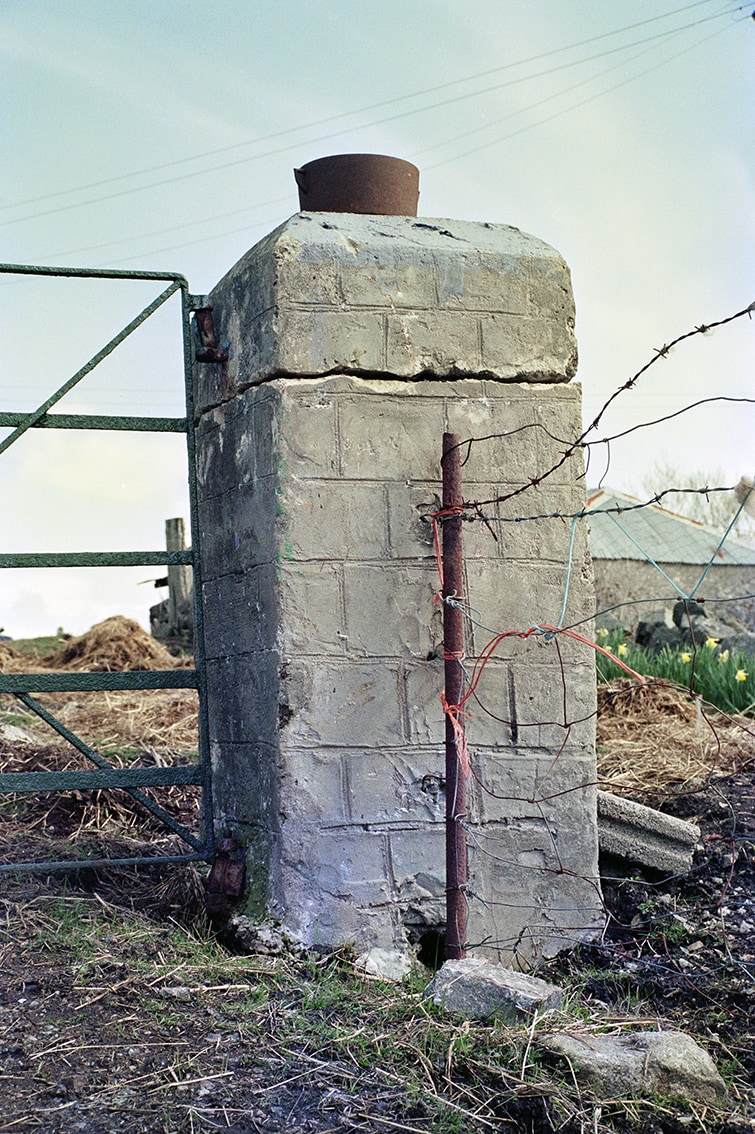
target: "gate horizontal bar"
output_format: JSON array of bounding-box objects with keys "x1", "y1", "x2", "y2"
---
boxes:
[
  {"x1": 0, "y1": 412, "x2": 187, "y2": 433},
  {"x1": 0, "y1": 551, "x2": 193, "y2": 568},
  {"x1": 0, "y1": 671, "x2": 198, "y2": 693},
  {"x1": 0, "y1": 765, "x2": 203, "y2": 792},
  {"x1": 0, "y1": 852, "x2": 209, "y2": 874},
  {"x1": 0, "y1": 263, "x2": 189, "y2": 285}
]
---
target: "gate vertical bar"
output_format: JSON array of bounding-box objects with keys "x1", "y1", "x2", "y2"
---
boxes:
[
  {"x1": 442, "y1": 432, "x2": 467, "y2": 960},
  {"x1": 181, "y1": 285, "x2": 215, "y2": 861}
]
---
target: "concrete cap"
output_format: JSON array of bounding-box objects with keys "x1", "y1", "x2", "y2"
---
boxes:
[{"x1": 198, "y1": 212, "x2": 577, "y2": 413}]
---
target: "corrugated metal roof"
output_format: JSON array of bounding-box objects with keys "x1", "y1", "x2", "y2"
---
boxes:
[{"x1": 586, "y1": 488, "x2": 755, "y2": 566}]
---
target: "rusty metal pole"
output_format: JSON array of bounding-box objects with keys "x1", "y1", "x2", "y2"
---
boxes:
[{"x1": 442, "y1": 432, "x2": 467, "y2": 960}]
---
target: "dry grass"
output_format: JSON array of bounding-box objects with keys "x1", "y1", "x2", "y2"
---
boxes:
[
  {"x1": 35, "y1": 688, "x2": 199, "y2": 751},
  {"x1": 596, "y1": 679, "x2": 755, "y2": 797},
  {"x1": 0, "y1": 889, "x2": 747, "y2": 1134},
  {"x1": 0, "y1": 736, "x2": 200, "y2": 845},
  {"x1": 0, "y1": 641, "x2": 24, "y2": 672}
]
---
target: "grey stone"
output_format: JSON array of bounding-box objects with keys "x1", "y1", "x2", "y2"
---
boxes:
[
  {"x1": 636, "y1": 623, "x2": 682, "y2": 653},
  {"x1": 355, "y1": 948, "x2": 413, "y2": 982},
  {"x1": 539, "y1": 1030, "x2": 727, "y2": 1103},
  {"x1": 0, "y1": 722, "x2": 47, "y2": 745},
  {"x1": 424, "y1": 958, "x2": 563, "y2": 1020},
  {"x1": 673, "y1": 599, "x2": 707, "y2": 628},
  {"x1": 636, "y1": 602, "x2": 755, "y2": 660},
  {"x1": 227, "y1": 916, "x2": 305, "y2": 956},
  {"x1": 597, "y1": 790, "x2": 700, "y2": 875}
]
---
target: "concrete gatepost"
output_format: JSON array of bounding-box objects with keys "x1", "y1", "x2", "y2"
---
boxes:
[{"x1": 195, "y1": 211, "x2": 602, "y2": 965}]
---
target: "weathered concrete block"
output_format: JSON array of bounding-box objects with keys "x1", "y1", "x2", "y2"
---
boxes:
[
  {"x1": 338, "y1": 392, "x2": 443, "y2": 479},
  {"x1": 196, "y1": 213, "x2": 577, "y2": 414},
  {"x1": 279, "y1": 562, "x2": 344, "y2": 657},
  {"x1": 337, "y1": 747, "x2": 445, "y2": 826},
  {"x1": 196, "y1": 477, "x2": 279, "y2": 574},
  {"x1": 597, "y1": 791, "x2": 701, "y2": 874},
  {"x1": 403, "y1": 661, "x2": 453, "y2": 746},
  {"x1": 205, "y1": 653, "x2": 278, "y2": 745},
  {"x1": 278, "y1": 307, "x2": 387, "y2": 375},
  {"x1": 278, "y1": 747, "x2": 347, "y2": 825},
  {"x1": 282, "y1": 659, "x2": 405, "y2": 748},
  {"x1": 472, "y1": 752, "x2": 598, "y2": 825},
  {"x1": 383, "y1": 482, "x2": 450, "y2": 562},
  {"x1": 197, "y1": 212, "x2": 599, "y2": 966},
  {"x1": 273, "y1": 826, "x2": 397, "y2": 945},
  {"x1": 202, "y1": 565, "x2": 277, "y2": 658},
  {"x1": 385, "y1": 310, "x2": 482, "y2": 374},
  {"x1": 282, "y1": 479, "x2": 388, "y2": 561},
  {"x1": 342, "y1": 565, "x2": 440, "y2": 658},
  {"x1": 278, "y1": 389, "x2": 338, "y2": 478}
]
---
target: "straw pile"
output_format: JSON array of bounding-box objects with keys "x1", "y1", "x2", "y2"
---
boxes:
[
  {"x1": 46, "y1": 689, "x2": 199, "y2": 751},
  {"x1": 44, "y1": 616, "x2": 181, "y2": 672},
  {"x1": 597, "y1": 678, "x2": 755, "y2": 796},
  {"x1": 1, "y1": 617, "x2": 197, "y2": 751},
  {"x1": 0, "y1": 640, "x2": 27, "y2": 673}
]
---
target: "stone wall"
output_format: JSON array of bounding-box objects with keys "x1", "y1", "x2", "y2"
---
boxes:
[
  {"x1": 195, "y1": 212, "x2": 602, "y2": 965},
  {"x1": 593, "y1": 560, "x2": 755, "y2": 634}
]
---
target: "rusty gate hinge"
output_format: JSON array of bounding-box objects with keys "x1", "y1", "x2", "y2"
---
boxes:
[
  {"x1": 193, "y1": 306, "x2": 228, "y2": 364},
  {"x1": 206, "y1": 833, "x2": 245, "y2": 916}
]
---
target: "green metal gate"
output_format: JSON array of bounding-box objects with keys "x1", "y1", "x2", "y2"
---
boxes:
[{"x1": 0, "y1": 264, "x2": 214, "y2": 872}]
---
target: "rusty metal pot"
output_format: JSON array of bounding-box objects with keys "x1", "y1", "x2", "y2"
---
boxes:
[{"x1": 294, "y1": 154, "x2": 419, "y2": 216}]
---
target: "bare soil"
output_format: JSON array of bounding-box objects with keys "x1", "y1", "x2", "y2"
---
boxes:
[
  {"x1": 1, "y1": 635, "x2": 754, "y2": 1133},
  {"x1": 1, "y1": 762, "x2": 753, "y2": 1134}
]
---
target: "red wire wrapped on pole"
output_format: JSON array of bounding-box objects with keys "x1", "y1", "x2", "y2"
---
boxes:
[{"x1": 441, "y1": 432, "x2": 468, "y2": 960}]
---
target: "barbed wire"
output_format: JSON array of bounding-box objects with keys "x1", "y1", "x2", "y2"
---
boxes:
[
  {"x1": 443, "y1": 485, "x2": 748, "y2": 529},
  {"x1": 442, "y1": 301, "x2": 754, "y2": 512},
  {"x1": 432, "y1": 311, "x2": 755, "y2": 972}
]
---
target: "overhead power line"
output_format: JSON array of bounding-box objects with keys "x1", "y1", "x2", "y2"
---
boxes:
[
  {"x1": 0, "y1": 1, "x2": 739, "y2": 230},
  {"x1": 423, "y1": 20, "x2": 734, "y2": 169},
  {"x1": 38, "y1": 196, "x2": 291, "y2": 261},
  {"x1": 25, "y1": 8, "x2": 745, "y2": 270}
]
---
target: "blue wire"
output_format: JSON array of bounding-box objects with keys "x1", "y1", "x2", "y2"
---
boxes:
[
  {"x1": 556, "y1": 514, "x2": 580, "y2": 628},
  {"x1": 689, "y1": 488, "x2": 751, "y2": 599},
  {"x1": 604, "y1": 512, "x2": 688, "y2": 599}
]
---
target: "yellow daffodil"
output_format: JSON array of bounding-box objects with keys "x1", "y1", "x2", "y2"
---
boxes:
[
  {"x1": 681, "y1": 652, "x2": 692, "y2": 664},
  {"x1": 604, "y1": 645, "x2": 613, "y2": 654},
  {"x1": 718, "y1": 649, "x2": 730, "y2": 664},
  {"x1": 735, "y1": 669, "x2": 748, "y2": 682},
  {"x1": 617, "y1": 643, "x2": 628, "y2": 656},
  {"x1": 597, "y1": 627, "x2": 609, "y2": 639},
  {"x1": 705, "y1": 637, "x2": 720, "y2": 649}
]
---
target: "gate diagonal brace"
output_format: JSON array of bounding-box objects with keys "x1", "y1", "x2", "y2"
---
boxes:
[{"x1": 9, "y1": 692, "x2": 206, "y2": 854}]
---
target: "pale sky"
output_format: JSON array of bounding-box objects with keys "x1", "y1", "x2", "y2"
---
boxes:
[{"x1": 1, "y1": 0, "x2": 753, "y2": 638}]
